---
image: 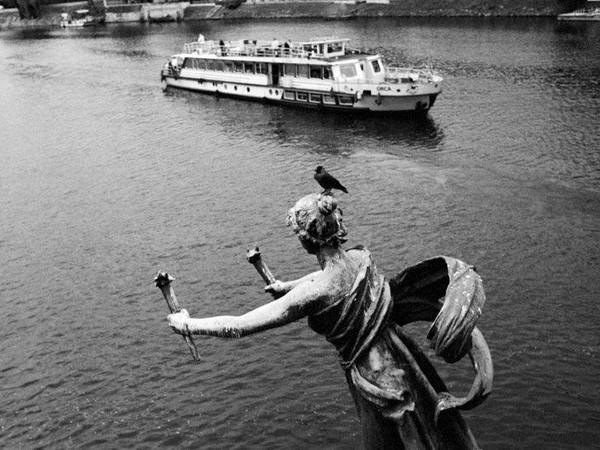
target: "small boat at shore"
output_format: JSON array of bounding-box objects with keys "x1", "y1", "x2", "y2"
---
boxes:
[
  {"x1": 558, "y1": 0, "x2": 600, "y2": 21},
  {"x1": 160, "y1": 37, "x2": 443, "y2": 114},
  {"x1": 60, "y1": 9, "x2": 102, "y2": 27}
]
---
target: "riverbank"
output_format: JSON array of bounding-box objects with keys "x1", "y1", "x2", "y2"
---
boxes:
[{"x1": 0, "y1": 0, "x2": 579, "y2": 29}]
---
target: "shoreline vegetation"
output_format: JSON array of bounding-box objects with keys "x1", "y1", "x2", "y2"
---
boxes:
[{"x1": 0, "y1": 0, "x2": 586, "y2": 29}]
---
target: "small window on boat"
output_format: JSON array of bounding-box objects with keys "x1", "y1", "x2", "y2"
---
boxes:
[
  {"x1": 244, "y1": 62, "x2": 254, "y2": 73},
  {"x1": 338, "y1": 95, "x2": 354, "y2": 105},
  {"x1": 309, "y1": 66, "x2": 322, "y2": 79},
  {"x1": 327, "y1": 42, "x2": 343, "y2": 54},
  {"x1": 224, "y1": 61, "x2": 234, "y2": 72},
  {"x1": 182, "y1": 58, "x2": 192, "y2": 69},
  {"x1": 297, "y1": 65, "x2": 308, "y2": 78},
  {"x1": 284, "y1": 64, "x2": 296, "y2": 77},
  {"x1": 340, "y1": 64, "x2": 357, "y2": 79},
  {"x1": 207, "y1": 60, "x2": 216, "y2": 71},
  {"x1": 234, "y1": 62, "x2": 244, "y2": 73},
  {"x1": 309, "y1": 93, "x2": 321, "y2": 103},
  {"x1": 257, "y1": 63, "x2": 268, "y2": 75},
  {"x1": 323, "y1": 94, "x2": 336, "y2": 105},
  {"x1": 371, "y1": 60, "x2": 381, "y2": 73},
  {"x1": 323, "y1": 67, "x2": 332, "y2": 79},
  {"x1": 215, "y1": 61, "x2": 225, "y2": 72},
  {"x1": 297, "y1": 92, "x2": 308, "y2": 101},
  {"x1": 283, "y1": 90, "x2": 295, "y2": 100}
]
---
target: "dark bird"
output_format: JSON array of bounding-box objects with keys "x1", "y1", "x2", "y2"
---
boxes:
[{"x1": 314, "y1": 166, "x2": 348, "y2": 194}]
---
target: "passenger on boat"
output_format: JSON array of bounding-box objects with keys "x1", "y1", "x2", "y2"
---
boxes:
[
  {"x1": 283, "y1": 40, "x2": 291, "y2": 57},
  {"x1": 167, "y1": 193, "x2": 491, "y2": 449},
  {"x1": 271, "y1": 38, "x2": 280, "y2": 57},
  {"x1": 197, "y1": 33, "x2": 204, "y2": 43}
]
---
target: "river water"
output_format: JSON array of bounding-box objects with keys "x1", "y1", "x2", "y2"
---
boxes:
[{"x1": 1, "y1": 16, "x2": 599, "y2": 449}]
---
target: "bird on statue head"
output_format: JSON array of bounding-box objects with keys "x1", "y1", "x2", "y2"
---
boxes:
[{"x1": 314, "y1": 166, "x2": 348, "y2": 194}]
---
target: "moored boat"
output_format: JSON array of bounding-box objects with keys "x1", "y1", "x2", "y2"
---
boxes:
[
  {"x1": 160, "y1": 37, "x2": 443, "y2": 114},
  {"x1": 60, "y1": 9, "x2": 101, "y2": 27},
  {"x1": 558, "y1": 0, "x2": 600, "y2": 21}
]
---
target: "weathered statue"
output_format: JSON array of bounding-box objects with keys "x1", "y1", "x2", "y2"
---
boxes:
[{"x1": 167, "y1": 193, "x2": 493, "y2": 449}]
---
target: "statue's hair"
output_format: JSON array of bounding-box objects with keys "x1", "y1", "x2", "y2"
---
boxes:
[{"x1": 286, "y1": 193, "x2": 347, "y2": 249}]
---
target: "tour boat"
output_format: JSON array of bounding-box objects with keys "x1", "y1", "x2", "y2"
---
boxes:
[{"x1": 160, "y1": 37, "x2": 443, "y2": 114}]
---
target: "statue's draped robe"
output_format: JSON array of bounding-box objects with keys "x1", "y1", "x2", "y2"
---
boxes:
[{"x1": 308, "y1": 246, "x2": 493, "y2": 449}]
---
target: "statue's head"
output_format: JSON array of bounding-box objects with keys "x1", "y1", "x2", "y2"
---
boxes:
[{"x1": 287, "y1": 193, "x2": 347, "y2": 254}]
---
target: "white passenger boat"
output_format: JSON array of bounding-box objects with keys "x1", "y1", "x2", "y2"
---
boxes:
[
  {"x1": 558, "y1": 0, "x2": 600, "y2": 21},
  {"x1": 160, "y1": 37, "x2": 443, "y2": 114},
  {"x1": 60, "y1": 9, "x2": 98, "y2": 27}
]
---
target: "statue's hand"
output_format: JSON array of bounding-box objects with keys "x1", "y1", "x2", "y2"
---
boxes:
[
  {"x1": 168, "y1": 309, "x2": 191, "y2": 335},
  {"x1": 265, "y1": 280, "x2": 286, "y2": 299}
]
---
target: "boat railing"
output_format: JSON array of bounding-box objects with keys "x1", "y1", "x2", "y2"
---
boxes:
[
  {"x1": 384, "y1": 67, "x2": 438, "y2": 84},
  {"x1": 183, "y1": 40, "x2": 334, "y2": 59}
]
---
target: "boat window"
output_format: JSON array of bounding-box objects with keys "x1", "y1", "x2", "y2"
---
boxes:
[
  {"x1": 283, "y1": 91, "x2": 295, "y2": 100},
  {"x1": 182, "y1": 58, "x2": 192, "y2": 69},
  {"x1": 257, "y1": 63, "x2": 268, "y2": 75},
  {"x1": 297, "y1": 92, "x2": 308, "y2": 101},
  {"x1": 309, "y1": 93, "x2": 321, "y2": 103},
  {"x1": 284, "y1": 64, "x2": 296, "y2": 77},
  {"x1": 323, "y1": 67, "x2": 332, "y2": 79},
  {"x1": 207, "y1": 60, "x2": 216, "y2": 71},
  {"x1": 338, "y1": 95, "x2": 354, "y2": 105},
  {"x1": 339, "y1": 64, "x2": 357, "y2": 79},
  {"x1": 297, "y1": 65, "x2": 308, "y2": 78},
  {"x1": 234, "y1": 62, "x2": 244, "y2": 73},
  {"x1": 216, "y1": 61, "x2": 225, "y2": 72},
  {"x1": 371, "y1": 60, "x2": 381, "y2": 73},
  {"x1": 244, "y1": 62, "x2": 254, "y2": 73},
  {"x1": 309, "y1": 66, "x2": 322, "y2": 79},
  {"x1": 327, "y1": 42, "x2": 343, "y2": 54},
  {"x1": 323, "y1": 94, "x2": 336, "y2": 105},
  {"x1": 224, "y1": 61, "x2": 234, "y2": 72}
]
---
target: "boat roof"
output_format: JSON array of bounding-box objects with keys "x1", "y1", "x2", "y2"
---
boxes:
[
  {"x1": 293, "y1": 37, "x2": 350, "y2": 45},
  {"x1": 179, "y1": 37, "x2": 379, "y2": 64}
]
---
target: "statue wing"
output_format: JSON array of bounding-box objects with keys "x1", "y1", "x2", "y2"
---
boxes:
[{"x1": 388, "y1": 256, "x2": 493, "y2": 412}]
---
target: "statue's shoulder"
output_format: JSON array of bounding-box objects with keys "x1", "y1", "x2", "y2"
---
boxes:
[
  {"x1": 347, "y1": 244, "x2": 368, "y2": 253},
  {"x1": 346, "y1": 245, "x2": 372, "y2": 264}
]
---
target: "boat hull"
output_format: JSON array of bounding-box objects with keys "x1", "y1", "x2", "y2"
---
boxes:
[{"x1": 161, "y1": 74, "x2": 439, "y2": 114}]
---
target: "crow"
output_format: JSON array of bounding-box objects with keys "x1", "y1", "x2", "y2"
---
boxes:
[{"x1": 314, "y1": 166, "x2": 348, "y2": 194}]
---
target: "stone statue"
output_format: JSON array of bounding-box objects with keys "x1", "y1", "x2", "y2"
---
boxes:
[{"x1": 167, "y1": 193, "x2": 493, "y2": 449}]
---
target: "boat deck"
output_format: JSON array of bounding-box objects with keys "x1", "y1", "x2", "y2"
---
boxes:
[{"x1": 182, "y1": 37, "x2": 361, "y2": 62}]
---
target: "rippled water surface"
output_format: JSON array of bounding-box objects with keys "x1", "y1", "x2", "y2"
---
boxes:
[{"x1": 1, "y1": 17, "x2": 599, "y2": 449}]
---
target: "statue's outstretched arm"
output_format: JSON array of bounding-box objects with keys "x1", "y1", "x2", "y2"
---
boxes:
[
  {"x1": 168, "y1": 276, "x2": 328, "y2": 338},
  {"x1": 265, "y1": 271, "x2": 322, "y2": 297}
]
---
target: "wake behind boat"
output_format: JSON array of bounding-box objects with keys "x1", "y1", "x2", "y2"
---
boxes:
[{"x1": 160, "y1": 37, "x2": 443, "y2": 114}]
